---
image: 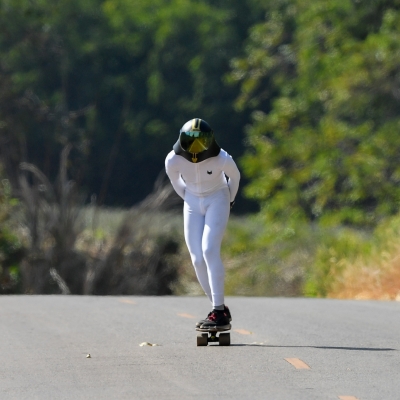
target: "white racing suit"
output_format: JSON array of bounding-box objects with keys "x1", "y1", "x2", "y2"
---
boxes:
[{"x1": 165, "y1": 148, "x2": 240, "y2": 307}]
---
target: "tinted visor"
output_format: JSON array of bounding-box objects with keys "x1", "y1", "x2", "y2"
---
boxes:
[{"x1": 180, "y1": 131, "x2": 213, "y2": 153}]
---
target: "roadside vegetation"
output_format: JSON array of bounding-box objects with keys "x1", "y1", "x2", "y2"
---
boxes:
[
  {"x1": 223, "y1": 214, "x2": 400, "y2": 300},
  {"x1": 1, "y1": 150, "x2": 184, "y2": 295},
  {"x1": 2, "y1": 163, "x2": 400, "y2": 299},
  {"x1": 1, "y1": 0, "x2": 400, "y2": 298}
]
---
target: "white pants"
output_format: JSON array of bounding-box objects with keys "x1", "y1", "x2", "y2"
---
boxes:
[{"x1": 183, "y1": 187, "x2": 230, "y2": 307}]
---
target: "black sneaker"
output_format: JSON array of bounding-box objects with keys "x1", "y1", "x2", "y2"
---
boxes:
[
  {"x1": 198, "y1": 309, "x2": 231, "y2": 331},
  {"x1": 195, "y1": 305, "x2": 232, "y2": 328}
]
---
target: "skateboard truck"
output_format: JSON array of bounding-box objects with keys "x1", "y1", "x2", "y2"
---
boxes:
[{"x1": 196, "y1": 329, "x2": 230, "y2": 346}]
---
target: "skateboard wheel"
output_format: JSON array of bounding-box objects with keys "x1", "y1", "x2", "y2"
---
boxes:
[
  {"x1": 197, "y1": 334, "x2": 208, "y2": 346},
  {"x1": 219, "y1": 332, "x2": 230, "y2": 346}
]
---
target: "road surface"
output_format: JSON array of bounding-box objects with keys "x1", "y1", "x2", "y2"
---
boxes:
[{"x1": 1, "y1": 296, "x2": 399, "y2": 399}]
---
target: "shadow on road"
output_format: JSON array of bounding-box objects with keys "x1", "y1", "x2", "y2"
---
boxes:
[{"x1": 230, "y1": 344, "x2": 397, "y2": 351}]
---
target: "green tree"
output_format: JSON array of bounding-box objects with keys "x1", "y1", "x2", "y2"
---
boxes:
[
  {"x1": 231, "y1": 0, "x2": 400, "y2": 226},
  {"x1": 0, "y1": 0, "x2": 263, "y2": 210}
]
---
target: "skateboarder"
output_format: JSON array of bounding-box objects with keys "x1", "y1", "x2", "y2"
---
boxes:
[{"x1": 165, "y1": 118, "x2": 240, "y2": 331}]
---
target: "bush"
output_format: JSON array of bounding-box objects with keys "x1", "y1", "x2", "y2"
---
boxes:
[
  {"x1": 0, "y1": 177, "x2": 25, "y2": 294},
  {"x1": 12, "y1": 148, "x2": 183, "y2": 295}
]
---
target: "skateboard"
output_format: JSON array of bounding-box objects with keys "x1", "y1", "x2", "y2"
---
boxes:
[{"x1": 196, "y1": 328, "x2": 231, "y2": 346}]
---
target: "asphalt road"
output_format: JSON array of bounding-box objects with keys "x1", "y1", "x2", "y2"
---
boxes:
[{"x1": 1, "y1": 296, "x2": 399, "y2": 400}]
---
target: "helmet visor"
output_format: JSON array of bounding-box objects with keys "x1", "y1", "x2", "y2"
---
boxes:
[{"x1": 180, "y1": 131, "x2": 213, "y2": 154}]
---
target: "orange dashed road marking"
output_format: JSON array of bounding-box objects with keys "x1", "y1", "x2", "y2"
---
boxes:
[
  {"x1": 233, "y1": 329, "x2": 252, "y2": 335},
  {"x1": 118, "y1": 299, "x2": 136, "y2": 304},
  {"x1": 338, "y1": 397, "x2": 359, "y2": 400},
  {"x1": 177, "y1": 313, "x2": 196, "y2": 319},
  {"x1": 284, "y1": 358, "x2": 311, "y2": 370}
]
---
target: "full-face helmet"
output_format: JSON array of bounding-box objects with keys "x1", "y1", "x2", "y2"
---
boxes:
[{"x1": 179, "y1": 118, "x2": 214, "y2": 162}]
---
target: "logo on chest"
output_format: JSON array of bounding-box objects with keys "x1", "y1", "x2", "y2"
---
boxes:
[{"x1": 207, "y1": 170, "x2": 212, "y2": 175}]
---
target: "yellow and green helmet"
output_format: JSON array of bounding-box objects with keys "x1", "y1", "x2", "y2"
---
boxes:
[{"x1": 179, "y1": 118, "x2": 214, "y2": 162}]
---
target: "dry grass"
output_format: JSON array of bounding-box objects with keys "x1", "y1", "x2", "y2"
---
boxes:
[
  {"x1": 329, "y1": 244, "x2": 400, "y2": 301},
  {"x1": 8, "y1": 143, "x2": 400, "y2": 299},
  {"x1": 12, "y1": 146, "x2": 185, "y2": 295}
]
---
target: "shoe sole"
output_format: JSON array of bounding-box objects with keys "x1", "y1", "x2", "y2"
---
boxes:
[
  {"x1": 196, "y1": 324, "x2": 231, "y2": 332},
  {"x1": 196, "y1": 318, "x2": 232, "y2": 328}
]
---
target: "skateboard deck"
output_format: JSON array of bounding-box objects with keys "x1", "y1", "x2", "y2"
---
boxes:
[{"x1": 195, "y1": 328, "x2": 231, "y2": 346}]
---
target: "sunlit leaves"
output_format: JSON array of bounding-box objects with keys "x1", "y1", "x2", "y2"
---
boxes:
[{"x1": 233, "y1": 0, "x2": 400, "y2": 226}]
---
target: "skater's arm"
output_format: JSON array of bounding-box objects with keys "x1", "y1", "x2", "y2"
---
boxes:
[
  {"x1": 223, "y1": 156, "x2": 240, "y2": 202},
  {"x1": 167, "y1": 169, "x2": 186, "y2": 200},
  {"x1": 165, "y1": 158, "x2": 186, "y2": 200}
]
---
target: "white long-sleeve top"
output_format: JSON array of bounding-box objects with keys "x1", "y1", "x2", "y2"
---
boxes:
[{"x1": 165, "y1": 149, "x2": 240, "y2": 202}]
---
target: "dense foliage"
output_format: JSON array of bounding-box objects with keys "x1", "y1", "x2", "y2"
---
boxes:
[
  {"x1": 3, "y1": 0, "x2": 399, "y2": 224},
  {"x1": 232, "y1": 0, "x2": 400, "y2": 226},
  {"x1": 2, "y1": 0, "x2": 400, "y2": 297},
  {"x1": 0, "y1": 0, "x2": 263, "y2": 209}
]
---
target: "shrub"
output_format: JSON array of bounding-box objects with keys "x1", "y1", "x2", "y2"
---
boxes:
[{"x1": 0, "y1": 176, "x2": 25, "y2": 294}]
